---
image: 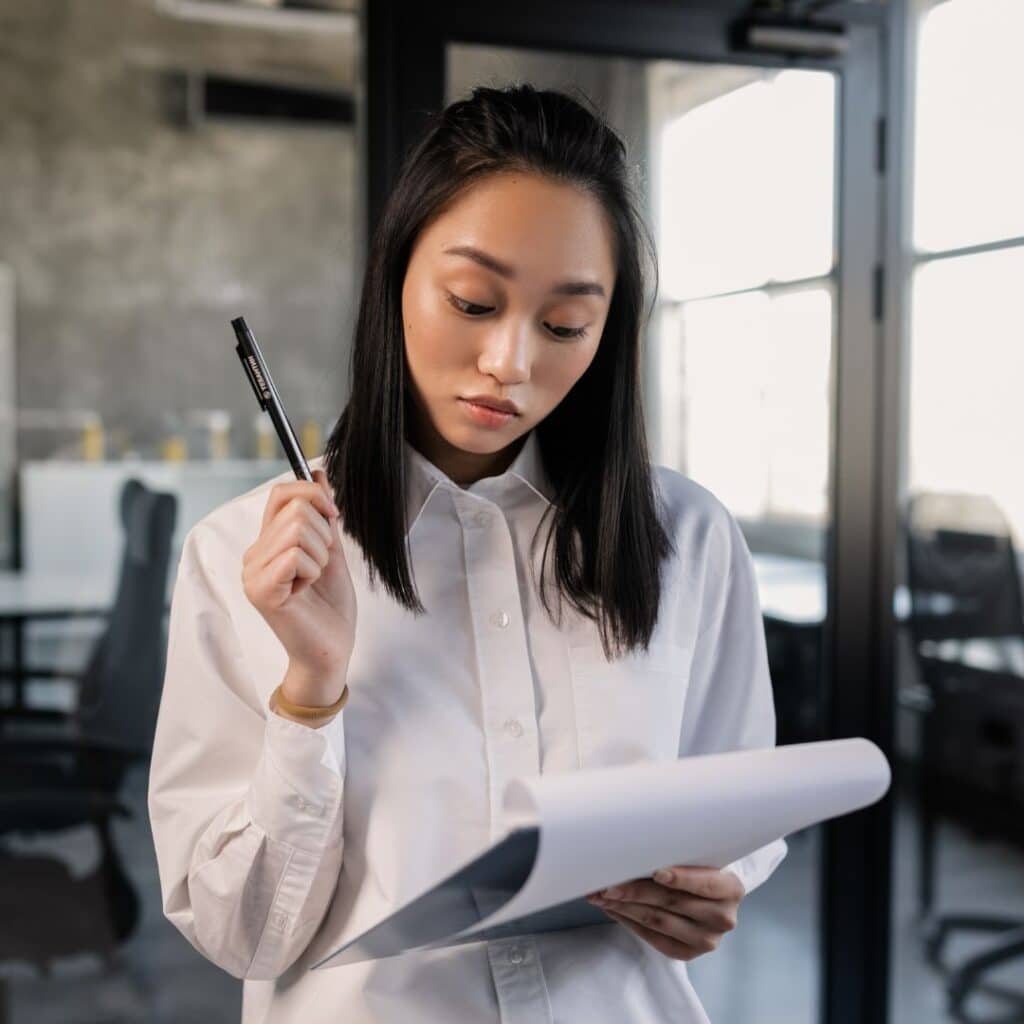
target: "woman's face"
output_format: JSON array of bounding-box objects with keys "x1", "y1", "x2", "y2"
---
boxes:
[{"x1": 401, "y1": 170, "x2": 617, "y2": 486}]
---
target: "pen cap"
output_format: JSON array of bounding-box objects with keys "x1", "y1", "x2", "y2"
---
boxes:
[{"x1": 233, "y1": 317, "x2": 271, "y2": 411}]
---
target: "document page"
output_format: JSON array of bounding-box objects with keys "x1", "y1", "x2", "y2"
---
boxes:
[{"x1": 312, "y1": 737, "x2": 889, "y2": 969}]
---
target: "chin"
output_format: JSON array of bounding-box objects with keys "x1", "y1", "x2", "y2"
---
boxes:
[
  {"x1": 446, "y1": 429, "x2": 509, "y2": 454},
  {"x1": 450, "y1": 419, "x2": 527, "y2": 450}
]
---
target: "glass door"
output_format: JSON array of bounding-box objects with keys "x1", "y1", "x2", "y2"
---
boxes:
[
  {"x1": 368, "y1": 3, "x2": 892, "y2": 1017},
  {"x1": 890, "y1": 1, "x2": 1024, "y2": 1020},
  {"x1": 448, "y1": 44, "x2": 837, "y2": 1024}
]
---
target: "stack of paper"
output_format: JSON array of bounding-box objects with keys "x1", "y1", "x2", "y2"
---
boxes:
[{"x1": 312, "y1": 737, "x2": 890, "y2": 969}]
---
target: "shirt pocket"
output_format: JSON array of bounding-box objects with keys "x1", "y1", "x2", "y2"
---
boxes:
[{"x1": 567, "y1": 639, "x2": 693, "y2": 769}]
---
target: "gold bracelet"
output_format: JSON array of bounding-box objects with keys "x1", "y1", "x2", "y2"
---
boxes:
[{"x1": 269, "y1": 682, "x2": 349, "y2": 723}]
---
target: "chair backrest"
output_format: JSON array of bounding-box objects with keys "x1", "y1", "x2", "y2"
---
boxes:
[
  {"x1": 904, "y1": 490, "x2": 1024, "y2": 644},
  {"x1": 74, "y1": 479, "x2": 178, "y2": 754}
]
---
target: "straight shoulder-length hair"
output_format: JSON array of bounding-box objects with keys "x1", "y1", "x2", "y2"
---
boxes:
[{"x1": 323, "y1": 83, "x2": 675, "y2": 661}]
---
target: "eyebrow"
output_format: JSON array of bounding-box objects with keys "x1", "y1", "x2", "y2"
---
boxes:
[{"x1": 442, "y1": 244, "x2": 607, "y2": 298}]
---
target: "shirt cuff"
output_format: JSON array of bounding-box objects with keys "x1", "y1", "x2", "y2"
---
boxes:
[
  {"x1": 723, "y1": 837, "x2": 788, "y2": 897},
  {"x1": 245, "y1": 692, "x2": 347, "y2": 852},
  {"x1": 722, "y1": 857, "x2": 749, "y2": 895}
]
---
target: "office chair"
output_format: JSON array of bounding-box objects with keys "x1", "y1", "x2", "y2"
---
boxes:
[
  {"x1": 764, "y1": 615, "x2": 823, "y2": 747},
  {"x1": 903, "y1": 490, "x2": 1024, "y2": 1021},
  {"x1": 0, "y1": 478, "x2": 177, "y2": 1014}
]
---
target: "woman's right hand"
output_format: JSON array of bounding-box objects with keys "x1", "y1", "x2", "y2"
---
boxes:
[{"x1": 242, "y1": 468, "x2": 356, "y2": 707}]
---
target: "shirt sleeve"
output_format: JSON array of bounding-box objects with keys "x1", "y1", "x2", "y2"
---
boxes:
[
  {"x1": 147, "y1": 523, "x2": 347, "y2": 980},
  {"x1": 677, "y1": 507, "x2": 788, "y2": 897}
]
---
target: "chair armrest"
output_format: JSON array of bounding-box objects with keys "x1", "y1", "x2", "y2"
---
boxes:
[
  {"x1": 0, "y1": 790, "x2": 132, "y2": 819},
  {"x1": 0, "y1": 735, "x2": 147, "y2": 766},
  {"x1": 897, "y1": 683, "x2": 934, "y2": 714},
  {"x1": 0, "y1": 666, "x2": 89, "y2": 681},
  {"x1": 0, "y1": 707, "x2": 76, "y2": 726}
]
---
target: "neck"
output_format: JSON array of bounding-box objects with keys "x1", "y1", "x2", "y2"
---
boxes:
[{"x1": 407, "y1": 403, "x2": 527, "y2": 487}]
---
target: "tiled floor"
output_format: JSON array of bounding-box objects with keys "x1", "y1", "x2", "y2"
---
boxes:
[
  {"x1": 1, "y1": 764, "x2": 240, "y2": 1024},
  {"x1": 2, "y1": 762, "x2": 1024, "y2": 1023}
]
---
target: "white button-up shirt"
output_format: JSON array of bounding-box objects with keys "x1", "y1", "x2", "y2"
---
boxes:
[{"x1": 148, "y1": 428, "x2": 787, "y2": 1023}]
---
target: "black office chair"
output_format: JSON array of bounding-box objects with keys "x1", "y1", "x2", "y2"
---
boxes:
[
  {"x1": 903, "y1": 490, "x2": 1024, "y2": 1022},
  {"x1": 0, "y1": 478, "x2": 177, "y2": 1014}
]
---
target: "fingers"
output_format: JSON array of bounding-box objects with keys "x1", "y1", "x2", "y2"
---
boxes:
[
  {"x1": 595, "y1": 866, "x2": 741, "y2": 902},
  {"x1": 594, "y1": 880, "x2": 734, "y2": 931},
  {"x1": 246, "y1": 469, "x2": 339, "y2": 578},
  {"x1": 244, "y1": 470, "x2": 342, "y2": 608},
  {"x1": 259, "y1": 545, "x2": 323, "y2": 607},
  {"x1": 656, "y1": 866, "x2": 744, "y2": 902},
  {"x1": 249, "y1": 502, "x2": 334, "y2": 574},
  {"x1": 586, "y1": 868, "x2": 742, "y2": 933},
  {"x1": 600, "y1": 905, "x2": 717, "y2": 962},
  {"x1": 261, "y1": 472, "x2": 338, "y2": 532}
]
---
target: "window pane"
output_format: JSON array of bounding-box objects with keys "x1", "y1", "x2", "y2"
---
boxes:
[
  {"x1": 666, "y1": 287, "x2": 832, "y2": 522},
  {"x1": 907, "y1": 246, "x2": 1024, "y2": 541},
  {"x1": 913, "y1": 0, "x2": 1024, "y2": 252},
  {"x1": 657, "y1": 69, "x2": 835, "y2": 301}
]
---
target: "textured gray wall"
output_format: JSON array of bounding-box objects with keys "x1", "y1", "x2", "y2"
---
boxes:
[{"x1": 0, "y1": 0, "x2": 359, "y2": 461}]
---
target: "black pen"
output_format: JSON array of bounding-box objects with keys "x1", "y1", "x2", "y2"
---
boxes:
[{"x1": 231, "y1": 316, "x2": 314, "y2": 483}]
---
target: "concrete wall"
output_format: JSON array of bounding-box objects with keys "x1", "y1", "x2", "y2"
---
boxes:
[{"x1": 0, "y1": 0, "x2": 360, "y2": 464}]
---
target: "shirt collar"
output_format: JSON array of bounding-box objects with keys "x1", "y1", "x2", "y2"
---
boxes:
[{"x1": 402, "y1": 429, "x2": 554, "y2": 536}]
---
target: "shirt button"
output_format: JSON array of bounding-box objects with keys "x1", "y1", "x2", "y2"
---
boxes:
[
  {"x1": 508, "y1": 946, "x2": 524, "y2": 965},
  {"x1": 490, "y1": 610, "x2": 510, "y2": 628},
  {"x1": 474, "y1": 510, "x2": 491, "y2": 527},
  {"x1": 504, "y1": 718, "x2": 523, "y2": 738},
  {"x1": 295, "y1": 796, "x2": 321, "y2": 816}
]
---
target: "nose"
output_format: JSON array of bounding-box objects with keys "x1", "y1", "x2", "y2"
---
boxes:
[{"x1": 477, "y1": 318, "x2": 531, "y2": 384}]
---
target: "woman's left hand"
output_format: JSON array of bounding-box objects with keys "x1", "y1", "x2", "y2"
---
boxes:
[{"x1": 586, "y1": 865, "x2": 745, "y2": 961}]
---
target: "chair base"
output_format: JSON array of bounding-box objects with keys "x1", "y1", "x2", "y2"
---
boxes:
[{"x1": 924, "y1": 913, "x2": 1024, "y2": 1023}]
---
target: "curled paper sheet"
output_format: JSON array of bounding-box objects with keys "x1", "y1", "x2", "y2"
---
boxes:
[{"x1": 311, "y1": 737, "x2": 890, "y2": 969}]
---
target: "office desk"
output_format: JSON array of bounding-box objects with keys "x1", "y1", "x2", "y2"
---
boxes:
[
  {"x1": 913, "y1": 639, "x2": 1024, "y2": 867},
  {"x1": 0, "y1": 570, "x2": 174, "y2": 711},
  {"x1": 753, "y1": 554, "x2": 826, "y2": 626},
  {"x1": 918, "y1": 635, "x2": 1024, "y2": 677},
  {"x1": 749, "y1": 554, "x2": 915, "y2": 744},
  {"x1": 0, "y1": 553, "x2": 910, "y2": 716},
  {"x1": 752, "y1": 553, "x2": 915, "y2": 626},
  {"x1": 751, "y1": 555, "x2": 826, "y2": 744}
]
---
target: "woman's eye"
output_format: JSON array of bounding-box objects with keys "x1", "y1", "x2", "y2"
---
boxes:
[
  {"x1": 544, "y1": 322, "x2": 589, "y2": 340},
  {"x1": 446, "y1": 292, "x2": 493, "y2": 316},
  {"x1": 446, "y1": 291, "x2": 589, "y2": 340}
]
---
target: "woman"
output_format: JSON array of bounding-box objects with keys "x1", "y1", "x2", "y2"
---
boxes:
[{"x1": 148, "y1": 83, "x2": 787, "y2": 1023}]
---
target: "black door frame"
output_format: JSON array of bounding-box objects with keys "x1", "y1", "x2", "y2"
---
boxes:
[{"x1": 365, "y1": 4, "x2": 903, "y2": 1021}]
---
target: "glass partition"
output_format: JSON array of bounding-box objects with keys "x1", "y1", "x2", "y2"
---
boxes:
[
  {"x1": 449, "y1": 43, "x2": 839, "y2": 1023},
  {"x1": 890, "y1": 2, "x2": 1024, "y2": 1020},
  {"x1": 0, "y1": 1, "x2": 362, "y2": 1020}
]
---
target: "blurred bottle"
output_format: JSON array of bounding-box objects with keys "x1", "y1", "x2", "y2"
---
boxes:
[
  {"x1": 80, "y1": 414, "x2": 105, "y2": 461},
  {"x1": 254, "y1": 413, "x2": 275, "y2": 459},
  {"x1": 301, "y1": 418, "x2": 322, "y2": 459},
  {"x1": 161, "y1": 412, "x2": 188, "y2": 461},
  {"x1": 162, "y1": 436, "x2": 187, "y2": 461},
  {"x1": 209, "y1": 410, "x2": 232, "y2": 460}
]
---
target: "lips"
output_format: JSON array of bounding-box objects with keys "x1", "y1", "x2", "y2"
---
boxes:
[{"x1": 461, "y1": 396, "x2": 520, "y2": 415}]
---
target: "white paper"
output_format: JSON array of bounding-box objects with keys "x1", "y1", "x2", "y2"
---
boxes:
[{"x1": 311, "y1": 737, "x2": 890, "y2": 969}]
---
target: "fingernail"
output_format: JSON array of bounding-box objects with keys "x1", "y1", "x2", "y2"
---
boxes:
[
  {"x1": 603, "y1": 886, "x2": 623, "y2": 899},
  {"x1": 654, "y1": 869, "x2": 672, "y2": 884}
]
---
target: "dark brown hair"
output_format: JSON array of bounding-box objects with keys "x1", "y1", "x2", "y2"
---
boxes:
[{"x1": 323, "y1": 82, "x2": 674, "y2": 660}]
